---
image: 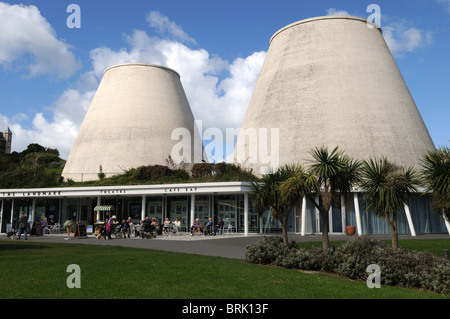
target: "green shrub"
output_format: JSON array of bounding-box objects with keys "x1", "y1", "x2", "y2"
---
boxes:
[
  {"x1": 172, "y1": 169, "x2": 190, "y2": 180},
  {"x1": 245, "y1": 236, "x2": 296, "y2": 265},
  {"x1": 37, "y1": 155, "x2": 60, "y2": 166},
  {"x1": 245, "y1": 236, "x2": 450, "y2": 294},
  {"x1": 191, "y1": 163, "x2": 214, "y2": 178},
  {"x1": 334, "y1": 237, "x2": 388, "y2": 280},
  {"x1": 135, "y1": 165, "x2": 174, "y2": 181}
]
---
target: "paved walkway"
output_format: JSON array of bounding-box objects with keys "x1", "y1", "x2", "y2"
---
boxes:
[{"x1": 1, "y1": 232, "x2": 448, "y2": 260}]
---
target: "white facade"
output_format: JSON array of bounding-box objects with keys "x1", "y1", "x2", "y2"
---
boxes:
[{"x1": 1, "y1": 183, "x2": 448, "y2": 236}]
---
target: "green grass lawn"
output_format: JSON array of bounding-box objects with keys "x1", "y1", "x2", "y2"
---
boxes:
[
  {"x1": 297, "y1": 238, "x2": 450, "y2": 258},
  {"x1": 0, "y1": 239, "x2": 448, "y2": 299}
]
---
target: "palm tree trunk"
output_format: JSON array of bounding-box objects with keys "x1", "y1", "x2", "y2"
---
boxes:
[
  {"x1": 385, "y1": 211, "x2": 399, "y2": 252},
  {"x1": 281, "y1": 222, "x2": 289, "y2": 245},
  {"x1": 321, "y1": 209, "x2": 330, "y2": 251}
]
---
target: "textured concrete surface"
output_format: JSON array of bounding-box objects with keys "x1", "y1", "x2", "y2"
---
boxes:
[
  {"x1": 234, "y1": 16, "x2": 435, "y2": 175},
  {"x1": 62, "y1": 63, "x2": 203, "y2": 181}
]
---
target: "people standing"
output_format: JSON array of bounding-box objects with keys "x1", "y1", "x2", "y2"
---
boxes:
[
  {"x1": 106, "y1": 215, "x2": 116, "y2": 240},
  {"x1": 63, "y1": 218, "x2": 74, "y2": 240},
  {"x1": 126, "y1": 217, "x2": 133, "y2": 238},
  {"x1": 163, "y1": 217, "x2": 171, "y2": 235},
  {"x1": 121, "y1": 219, "x2": 129, "y2": 238},
  {"x1": 17, "y1": 211, "x2": 28, "y2": 240}
]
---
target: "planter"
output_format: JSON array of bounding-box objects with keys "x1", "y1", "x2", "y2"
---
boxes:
[{"x1": 346, "y1": 226, "x2": 356, "y2": 236}]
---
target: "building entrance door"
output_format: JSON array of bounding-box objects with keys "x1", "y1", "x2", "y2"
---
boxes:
[
  {"x1": 79, "y1": 198, "x2": 93, "y2": 224},
  {"x1": 167, "y1": 196, "x2": 188, "y2": 231}
]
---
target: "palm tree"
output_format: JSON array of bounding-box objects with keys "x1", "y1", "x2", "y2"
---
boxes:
[
  {"x1": 421, "y1": 146, "x2": 450, "y2": 221},
  {"x1": 308, "y1": 146, "x2": 361, "y2": 251},
  {"x1": 280, "y1": 146, "x2": 361, "y2": 251},
  {"x1": 359, "y1": 157, "x2": 420, "y2": 252},
  {"x1": 250, "y1": 164, "x2": 297, "y2": 245}
]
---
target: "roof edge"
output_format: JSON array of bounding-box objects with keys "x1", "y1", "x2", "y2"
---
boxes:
[
  {"x1": 270, "y1": 15, "x2": 382, "y2": 45},
  {"x1": 104, "y1": 63, "x2": 180, "y2": 79}
]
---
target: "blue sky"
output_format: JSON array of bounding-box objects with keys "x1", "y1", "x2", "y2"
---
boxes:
[{"x1": 0, "y1": 0, "x2": 449, "y2": 160}]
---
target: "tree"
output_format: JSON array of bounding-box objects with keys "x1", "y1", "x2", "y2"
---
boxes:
[
  {"x1": 359, "y1": 157, "x2": 420, "y2": 252},
  {"x1": 421, "y1": 145, "x2": 450, "y2": 220},
  {"x1": 308, "y1": 146, "x2": 361, "y2": 251},
  {"x1": 250, "y1": 164, "x2": 297, "y2": 245},
  {"x1": 280, "y1": 146, "x2": 360, "y2": 251}
]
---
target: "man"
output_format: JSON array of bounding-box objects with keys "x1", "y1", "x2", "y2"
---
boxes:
[
  {"x1": 214, "y1": 218, "x2": 224, "y2": 236},
  {"x1": 154, "y1": 217, "x2": 161, "y2": 235},
  {"x1": 17, "y1": 212, "x2": 28, "y2": 240},
  {"x1": 204, "y1": 218, "x2": 213, "y2": 236}
]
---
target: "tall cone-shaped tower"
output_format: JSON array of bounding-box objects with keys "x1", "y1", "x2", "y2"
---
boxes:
[
  {"x1": 234, "y1": 16, "x2": 435, "y2": 175},
  {"x1": 62, "y1": 63, "x2": 203, "y2": 181}
]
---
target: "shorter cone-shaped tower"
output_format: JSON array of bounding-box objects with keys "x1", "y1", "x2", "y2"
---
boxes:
[
  {"x1": 62, "y1": 63, "x2": 203, "y2": 181},
  {"x1": 234, "y1": 16, "x2": 435, "y2": 175}
]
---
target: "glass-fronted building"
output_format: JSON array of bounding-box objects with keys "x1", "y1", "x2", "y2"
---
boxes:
[{"x1": 1, "y1": 182, "x2": 448, "y2": 236}]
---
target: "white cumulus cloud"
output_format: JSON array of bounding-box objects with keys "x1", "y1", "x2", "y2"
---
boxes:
[
  {"x1": 3, "y1": 89, "x2": 95, "y2": 158},
  {"x1": 2, "y1": 12, "x2": 265, "y2": 160},
  {"x1": 383, "y1": 22, "x2": 432, "y2": 57},
  {"x1": 146, "y1": 11, "x2": 196, "y2": 45},
  {"x1": 326, "y1": 8, "x2": 350, "y2": 16},
  {"x1": 88, "y1": 27, "x2": 265, "y2": 133},
  {"x1": 325, "y1": 8, "x2": 432, "y2": 58},
  {"x1": 0, "y1": 2, "x2": 80, "y2": 78}
]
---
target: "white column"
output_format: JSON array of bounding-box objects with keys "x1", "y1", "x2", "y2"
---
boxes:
[
  {"x1": 301, "y1": 197, "x2": 306, "y2": 236},
  {"x1": 341, "y1": 195, "x2": 346, "y2": 233},
  {"x1": 259, "y1": 215, "x2": 263, "y2": 234},
  {"x1": 31, "y1": 198, "x2": 36, "y2": 222},
  {"x1": 444, "y1": 215, "x2": 450, "y2": 235},
  {"x1": 190, "y1": 194, "x2": 195, "y2": 227},
  {"x1": 315, "y1": 196, "x2": 320, "y2": 234},
  {"x1": 141, "y1": 195, "x2": 146, "y2": 221},
  {"x1": 329, "y1": 204, "x2": 333, "y2": 234},
  {"x1": 10, "y1": 199, "x2": 14, "y2": 224},
  {"x1": 244, "y1": 192, "x2": 249, "y2": 236},
  {"x1": 354, "y1": 193, "x2": 362, "y2": 236},
  {"x1": 164, "y1": 196, "x2": 168, "y2": 222},
  {"x1": 404, "y1": 204, "x2": 416, "y2": 237},
  {"x1": 0, "y1": 200, "x2": 3, "y2": 234},
  {"x1": 96, "y1": 196, "x2": 101, "y2": 222}
]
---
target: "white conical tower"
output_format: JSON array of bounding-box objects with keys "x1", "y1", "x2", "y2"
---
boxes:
[
  {"x1": 62, "y1": 63, "x2": 203, "y2": 181},
  {"x1": 234, "y1": 16, "x2": 435, "y2": 175}
]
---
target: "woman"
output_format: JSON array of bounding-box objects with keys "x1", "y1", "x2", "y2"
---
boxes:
[
  {"x1": 126, "y1": 217, "x2": 133, "y2": 238},
  {"x1": 173, "y1": 217, "x2": 181, "y2": 234},
  {"x1": 63, "y1": 218, "x2": 74, "y2": 240},
  {"x1": 106, "y1": 215, "x2": 116, "y2": 240},
  {"x1": 191, "y1": 218, "x2": 201, "y2": 236}
]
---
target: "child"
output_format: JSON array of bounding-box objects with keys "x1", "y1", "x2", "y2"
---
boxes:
[{"x1": 163, "y1": 217, "x2": 171, "y2": 235}]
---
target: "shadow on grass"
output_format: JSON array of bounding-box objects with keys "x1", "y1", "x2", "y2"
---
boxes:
[{"x1": 0, "y1": 240, "x2": 52, "y2": 251}]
